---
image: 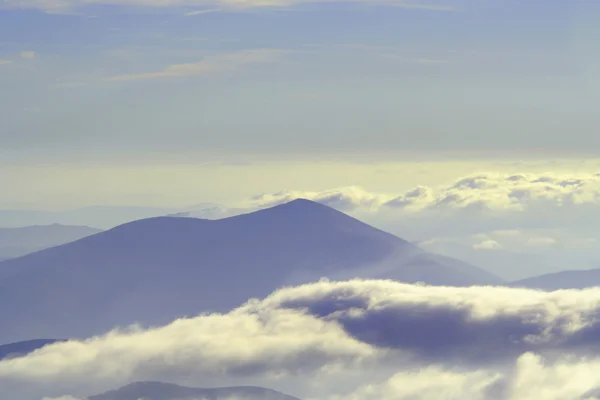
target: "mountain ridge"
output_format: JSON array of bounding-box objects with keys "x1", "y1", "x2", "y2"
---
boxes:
[{"x1": 0, "y1": 199, "x2": 502, "y2": 342}]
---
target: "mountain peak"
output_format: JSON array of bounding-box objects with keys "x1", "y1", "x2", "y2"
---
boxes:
[
  {"x1": 247, "y1": 198, "x2": 352, "y2": 222},
  {"x1": 269, "y1": 198, "x2": 332, "y2": 211}
]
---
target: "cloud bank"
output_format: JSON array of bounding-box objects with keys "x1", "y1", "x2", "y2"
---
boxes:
[
  {"x1": 5, "y1": 280, "x2": 600, "y2": 399},
  {"x1": 247, "y1": 172, "x2": 600, "y2": 214}
]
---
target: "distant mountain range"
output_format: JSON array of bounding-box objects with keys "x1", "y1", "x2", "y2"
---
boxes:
[
  {"x1": 0, "y1": 224, "x2": 101, "y2": 260},
  {"x1": 0, "y1": 199, "x2": 502, "y2": 342},
  {"x1": 89, "y1": 381, "x2": 300, "y2": 400}
]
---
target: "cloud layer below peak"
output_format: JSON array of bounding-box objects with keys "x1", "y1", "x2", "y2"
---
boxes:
[{"x1": 5, "y1": 280, "x2": 600, "y2": 399}]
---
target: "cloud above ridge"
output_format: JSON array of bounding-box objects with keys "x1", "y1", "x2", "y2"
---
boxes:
[
  {"x1": 245, "y1": 173, "x2": 600, "y2": 214},
  {"x1": 6, "y1": 280, "x2": 600, "y2": 399}
]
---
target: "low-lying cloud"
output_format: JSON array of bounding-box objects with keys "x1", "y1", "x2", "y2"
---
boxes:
[{"x1": 5, "y1": 280, "x2": 600, "y2": 399}]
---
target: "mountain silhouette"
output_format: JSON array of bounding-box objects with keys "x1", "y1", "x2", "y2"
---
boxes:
[
  {"x1": 89, "y1": 381, "x2": 300, "y2": 400},
  {"x1": 0, "y1": 199, "x2": 502, "y2": 342}
]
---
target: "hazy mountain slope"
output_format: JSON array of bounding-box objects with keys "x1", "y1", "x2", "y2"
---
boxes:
[
  {"x1": 0, "y1": 224, "x2": 101, "y2": 260},
  {"x1": 511, "y1": 268, "x2": 600, "y2": 290},
  {"x1": 0, "y1": 199, "x2": 502, "y2": 342},
  {"x1": 0, "y1": 339, "x2": 64, "y2": 360},
  {"x1": 0, "y1": 207, "x2": 176, "y2": 229},
  {"x1": 89, "y1": 381, "x2": 300, "y2": 400}
]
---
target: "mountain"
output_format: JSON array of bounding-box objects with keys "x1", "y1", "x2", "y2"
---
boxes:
[
  {"x1": 0, "y1": 224, "x2": 101, "y2": 260},
  {"x1": 0, "y1": 199, "x2": 502, "y2": 342},
  {"x1": 0, "y1": 339, "x2": 64, "y2": 360},
  {"x1": 511, "y1": 268, "x2": 600, "y2": 290},
  {"x1": 89, "y1": 381, "x2": 300, "y2": 400}
]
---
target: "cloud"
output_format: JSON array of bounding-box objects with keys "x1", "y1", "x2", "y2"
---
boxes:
[
  {"x1": 2, "y1": 0, "x2": 459, "y2": 12},
  {"x1": 0, "y1": 60, "x2": 13, "y2": 65},
  {"x1": 330, "y1": 366, "x2": 500, "y2": 400},
  {"x1": 6, "y1": 280, "x2": 600, "y2": 399},
  {"x1": 19, "y1": 51, "x2": 36, "y2": 59},
  {"x1": 242, "y1": 172, "x2": 600, "y2": 214},
  {"x1": 249, "y1": 186, "x2": 388, "y2": 212},
  {"x1": 390, "y1": 2, "x2": 456, "y2": 11},
  {"x1": 473, "y1": 239, "x2": 502, "y2": 250},
  {"x1": 184, "y1": 7, "x2": 221, "y2": 15},
  {"x1": 105, "y1": 49, "x2": 286, "y2": 81},
  {"x1": 330, "y1": 354, "x2": 600, "y2": 400}
]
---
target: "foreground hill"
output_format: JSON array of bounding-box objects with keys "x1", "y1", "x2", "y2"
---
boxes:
[
  {"x1": 0, "y1": 224, "x2": 101, "y2": 260},
  {"x1": 0, "y1": 199, "x2": 502, "y2": 342},
  {"x1": 89, "y1": 381, "x2": 300, "y2": 400}
]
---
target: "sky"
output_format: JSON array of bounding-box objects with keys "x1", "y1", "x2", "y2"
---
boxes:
[{"x1": 2, "y1": 0, "x2": 600, "y2": 209}]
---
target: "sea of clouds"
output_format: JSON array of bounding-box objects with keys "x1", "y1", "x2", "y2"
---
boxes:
[{"x1": 4, "y1": 279, "x2": 600, "y2": 400}]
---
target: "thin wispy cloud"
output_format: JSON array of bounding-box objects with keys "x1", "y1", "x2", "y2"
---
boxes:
[
  {"x1": 2, "y1": 0, "x2": 460, "y2": 12},
  {"x1": 19, "y1": 51, "x2": 36, "y2": 59},
  {"x1": 184, "y1": 7, "x2": 221, "y2": 15},
  {"x1": 0, "y1": 60, "x2": 12, "y2": 65},
  {"x1": 390, "y1": 2, "x2": 457, "y2": 11},
  {"x1": 105, "y1": 48, "x2": 287, "y2": 81}
]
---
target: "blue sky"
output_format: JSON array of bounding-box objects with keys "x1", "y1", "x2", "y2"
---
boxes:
[
  {"x1": 2, "y1": 0, "x2": 599, "y2": 157},
  {"x1": 1, "y1": 0, "x2": 600, "y2": 208}
]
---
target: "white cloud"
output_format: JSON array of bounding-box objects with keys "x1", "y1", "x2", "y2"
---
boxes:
[
  {"x1": 526, "y1": 237, "x2": 557, "y2": 247},
  {"x1": 0, "y1": 60, "x2": 13, "y2": 65},
  {"x1": 19, "y1": 51, "x2": 36, "y2": 59},
  {"x1": 240, "y1": 173, "x2": 600, "y2": 214},
  {"x1": 6, "y1": 280, "x2": 600, "y2": 399},
  {"x1": 473, "y1": 239, "x2": 502, "y2": 250},
  {"x1": 390, "y1": 2, "x2": 456, "y2": 11},
  {"x1": 184, "y1": 7, "x2": 221, "y2": 15},
  {"x1": 105, "y1": 48, "x2": 286, "y2": 81},
  {"x1": 331, "y1": 354, "x2": 600, "y2": 400},
  {"x1": 331, "y1": 366, "x2": 500, "y2": 400}
]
